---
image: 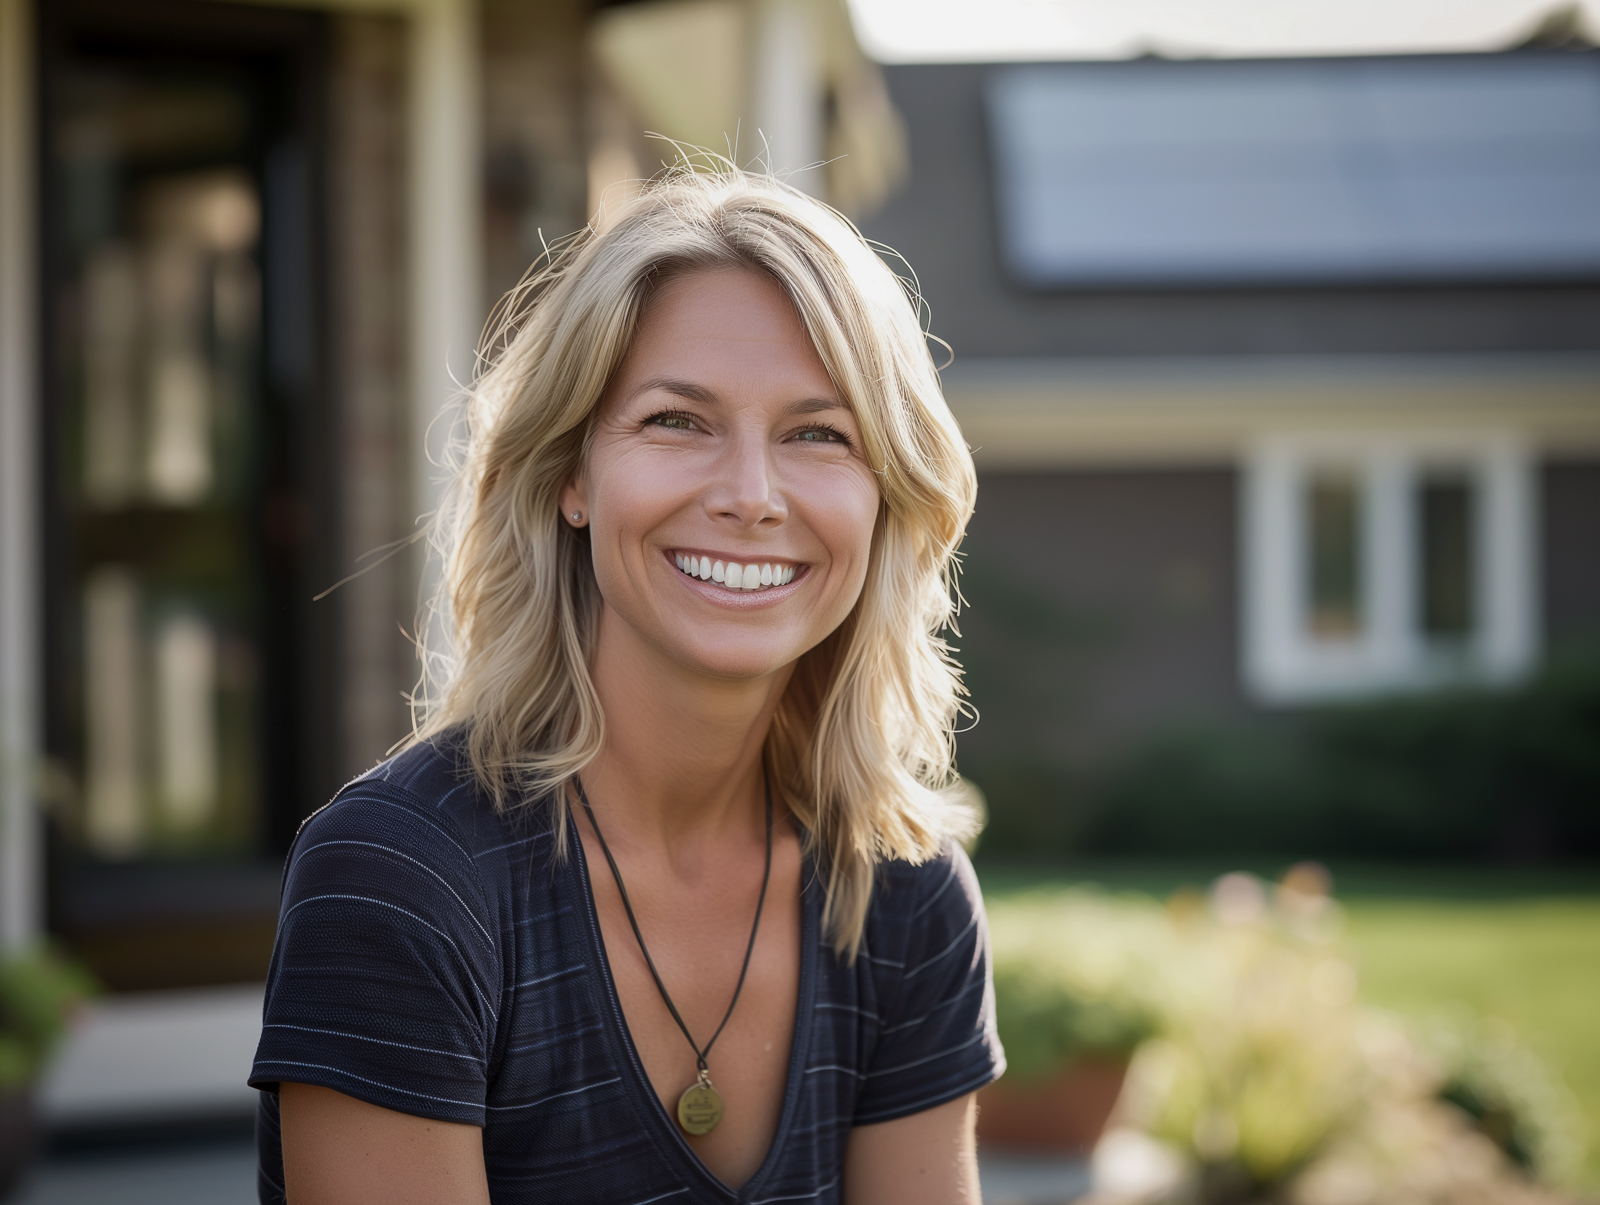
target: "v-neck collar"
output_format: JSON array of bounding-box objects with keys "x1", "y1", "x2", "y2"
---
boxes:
[{"x1": 569, "y1": 822, "x2": 820, "y2": 1202}]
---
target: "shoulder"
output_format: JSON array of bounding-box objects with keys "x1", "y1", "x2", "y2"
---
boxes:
[
  {"x1": 847, "y1": 839, "x2": 1005, "y2": 1123},
  {"x1": 296, "y1": 734, "x2": 529, "y2": 874},
  {"x1": 283, "y1": 735, "x2": 538, "y2": 939},
  {"x1": 857, "y1": 839, "x2": 987, "y2": 987},
  {"x1": 867, "y1": 839, "x2": 984, "y2": 940},
  {"x1": 254, "y1": 735, "x2": 515, "y2": 1126}
]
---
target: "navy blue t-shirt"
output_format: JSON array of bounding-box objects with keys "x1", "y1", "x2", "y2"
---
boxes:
[{"x1": 249, "y1": 737, "x2": 1004, "y2": 1204}]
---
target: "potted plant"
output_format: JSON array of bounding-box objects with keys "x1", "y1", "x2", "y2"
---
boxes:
[
  {"x1": 0, "y1": 948, "x2": 97, "y2": 1198},
  {"x1": 981, "y1": 889, "x2": 1182, "y2": 1153},
  {"x1": 1120, "y1": 872, "x2": 1370, "y2": 1203}
]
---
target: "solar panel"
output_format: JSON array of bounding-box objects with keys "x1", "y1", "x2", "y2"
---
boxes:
[{"x1": 987, "y1": 54, "x2": 1600, "y2": 286}]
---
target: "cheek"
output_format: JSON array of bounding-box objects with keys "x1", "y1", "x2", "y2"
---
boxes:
[
  {"x1": 582, "y1": 461, "x2": 678, "y2": 601},
  {"x1": 590, "y1": 452, "x2": 687, "y2": 534},
  {"x1": 815, "y1": 470, "x2": 881, "y2": 573}
]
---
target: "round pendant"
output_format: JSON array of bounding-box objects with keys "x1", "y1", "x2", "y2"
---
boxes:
[{"x1": 677, "y1": 1081, "x2": 724, "y2": 1136}]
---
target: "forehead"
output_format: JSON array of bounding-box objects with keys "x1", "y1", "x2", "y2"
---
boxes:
[{"x1": 617, "y1": 266, "x2": 834, "y2": 386}]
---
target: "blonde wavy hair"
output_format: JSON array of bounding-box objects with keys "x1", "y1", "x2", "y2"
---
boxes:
[{"x1": 410, "y1": 163, "x2": 977, "y2": 956}]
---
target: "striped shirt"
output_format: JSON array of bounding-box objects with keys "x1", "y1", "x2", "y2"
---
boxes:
[{"x1": 249, "y1": 737, "x2": 1004, "y2": 1204}]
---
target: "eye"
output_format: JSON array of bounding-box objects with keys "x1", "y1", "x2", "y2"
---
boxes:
[
  {"x1": 793, "y1": 424, "x2": 852, "y2": 447},
  {"x1": 646, "y1": 409, "x2": 699, "y2": 432}
]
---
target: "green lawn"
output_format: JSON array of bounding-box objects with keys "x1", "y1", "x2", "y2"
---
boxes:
[
  {"x1": 976, "y1": 860, "x2": 1600, "y2": 1190},
  {"x1": 1342, "y1": 898, "x2": 1600, "y2": 1190}
]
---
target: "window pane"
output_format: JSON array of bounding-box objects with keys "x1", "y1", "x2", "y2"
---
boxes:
[
  {"x1": 56, "y1": 65, "x2": 265, "y2": 859},
  {"x1": 1306, "y1": 471, "x2": 1363, "y2": 639},
  {"x1": 1419, "y1": 475, "x2": 1476, "y2": 640}
]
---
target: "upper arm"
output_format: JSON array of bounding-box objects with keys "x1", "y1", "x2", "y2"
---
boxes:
[
  {"x1": 843, "y1": 853, "x2": 997, "y2": 1204},
  {"x1": 843, "y1": 1092, "x2": 980, "y2": 1205},
  {"x1": 250, "y1": 789, "x2": 500, "y2": 1124},
  {"x1": 852, "y1": 846, "x2": 1005, "y2": 1126},
  {"x1": 280, "y1": 1083, "x2": 490, "y2": 1205}
]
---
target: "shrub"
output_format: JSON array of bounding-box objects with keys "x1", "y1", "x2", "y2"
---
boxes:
[
  {"x1": 1420, "y1": 1015, "x2": 1588, "y2": 1186},
  {"x1": 988, "y1": 889, "x2": 1180, "y2": 1080},
  {"x1": 987, "y1": 873, "x2": 1590, "y2": 1203},
  {"x1": 0, "y1": 948, "x2": 97, "y2": 1089},
  {"x1": 1123, "y1": 873, "x2": 1370, "y2": 1198},
  {"x1": 1088, "y1": 656, "x2": 1600, "y2": 862}
]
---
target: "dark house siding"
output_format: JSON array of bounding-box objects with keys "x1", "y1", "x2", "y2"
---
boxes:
[
  {"x1": 956, "y1": 467, "x2": 1241, "y2": 780},
  {"x1": 1544, "y1": 460, "x2": 1600, "y2": 646}
]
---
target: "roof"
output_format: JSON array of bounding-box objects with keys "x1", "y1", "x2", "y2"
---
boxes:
[
  {"x1": 988, "y1": 52, "x2": 1600, "y2": 287},
  {"x1": 859, "y1": 57, "x2": 1600, "y2": 360}
]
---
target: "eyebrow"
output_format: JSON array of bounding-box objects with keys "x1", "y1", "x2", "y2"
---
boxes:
[
  {"x1": 628, "y1": 376, "x2": 718, "y2": 405},
  {"x1": 628, "y1": 376, "x2": 847, "y2": 416},
  {"x1": 788, "y1": 396, "x2": 849, "y2": 416}
]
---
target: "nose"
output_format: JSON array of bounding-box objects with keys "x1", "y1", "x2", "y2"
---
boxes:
[{"x1": 705, "y1": 427, "x2": 786, "y2": 529}]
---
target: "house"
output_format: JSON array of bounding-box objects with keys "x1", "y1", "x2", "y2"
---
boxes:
[
  {"x1": 0, "y1": 0, "x2": 899, "y2": 1130},
  {"x1": 857, "y1": 53, "x2": 1600, "y2": 836}
]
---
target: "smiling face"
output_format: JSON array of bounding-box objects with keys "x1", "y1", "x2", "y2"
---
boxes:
[{"x1": 561, "y1": 266, "x2": 882, "y2": 683}]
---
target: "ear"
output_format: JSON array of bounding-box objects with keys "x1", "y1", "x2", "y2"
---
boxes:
[{"x1": 559, "y1": 471, "x2": 589, "y2": 528}]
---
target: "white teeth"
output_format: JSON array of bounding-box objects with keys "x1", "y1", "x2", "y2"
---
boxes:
[{"x1": 677, "y1": 555, "x2": 798, "y2": 590}]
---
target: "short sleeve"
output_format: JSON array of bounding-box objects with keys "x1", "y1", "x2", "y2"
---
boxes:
[
  {"x1": 248, "y1": 783, "x2": 502, "y2": 1126},
  {"x1": 852, "y1": 842, "x2": 1005, "y2": 1125}
]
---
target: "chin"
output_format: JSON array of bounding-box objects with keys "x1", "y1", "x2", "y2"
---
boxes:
[{"x1": 669, "y1": 636, "x2": 806, "y2": 682}]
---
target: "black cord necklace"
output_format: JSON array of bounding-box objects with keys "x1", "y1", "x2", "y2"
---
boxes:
[{"x1": 573, "y1": 772, "x2": 773, "y2": 1137}]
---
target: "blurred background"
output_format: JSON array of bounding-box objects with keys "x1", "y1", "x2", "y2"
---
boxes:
[{"x1": 0, "y1": 0, "x2": 1597, "y2": 1201}]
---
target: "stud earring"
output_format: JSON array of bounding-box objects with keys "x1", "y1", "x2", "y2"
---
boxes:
[{"x1": 571, "y1": 511, "x2": 583, "y2": 523}]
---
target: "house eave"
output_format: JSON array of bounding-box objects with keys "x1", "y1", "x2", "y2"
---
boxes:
[{"x1": 941, "y1": 352, "x2": 1600, "y2": 469}]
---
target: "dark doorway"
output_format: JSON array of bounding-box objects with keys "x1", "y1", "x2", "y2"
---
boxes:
[{"x1": 38, "y1": 0, "x2": 336, "y2": 991}]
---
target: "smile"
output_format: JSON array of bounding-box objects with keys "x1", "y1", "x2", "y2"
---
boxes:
[{"x1": 673, "y1": 552, "x2": 799, "y2": 592}]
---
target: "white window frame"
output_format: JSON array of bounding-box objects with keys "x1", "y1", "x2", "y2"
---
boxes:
[{"x1": 1243, "y1": 430, "x2": 1538, "y2": 703}]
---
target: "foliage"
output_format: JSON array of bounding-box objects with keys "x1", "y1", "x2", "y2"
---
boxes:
[
  {"x1": 987, "y1": 889, "x2": 1179, "y2": 1079},
  {"x1": 1122, "y1": 871, "x2": 1370, "y2": 1197},
  {"x1": 1344, "y1": 896, "x2": 1600, "y2": 1192},
  {"x1": 0, "y1": 947, "x2": 97, "y2": 1088},
  {"x1": 1289, "y1": 1050, "x2": 1583, "y2": 1205},
  {"x1": 1420, "y1": 1015, "x2": 1588, "y2": 1186},
  {"x1": 1089, "y1": 656, "x2": 1600, "y2": 861},
  {"x1": 989, "y1": 869, "x2": 1371, "y2": 1190},
  {"x1": 986, "y1": 870, "x2": 1592, "y2": 1203}
]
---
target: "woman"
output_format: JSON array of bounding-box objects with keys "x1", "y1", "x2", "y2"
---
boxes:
[{"x1": 250, "y1": 165, "x2": 1003, "y2": 1204}]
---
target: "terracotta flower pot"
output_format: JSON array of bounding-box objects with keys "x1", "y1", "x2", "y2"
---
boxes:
[
  {"x1": 0, "y1": 1086, "x2": 36, "y2": 1201},
  {"x1": 977, "y1": 1054, "x2": 1131, "y2": 1154}
]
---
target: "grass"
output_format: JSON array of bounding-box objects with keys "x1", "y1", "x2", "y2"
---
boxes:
[
  {"x1": 976, "y1": 859, "x2": 1600, "y2": 1191},
  {"x1": 1342, "y1": 897, "x2": 1600, "y2": 1190}
]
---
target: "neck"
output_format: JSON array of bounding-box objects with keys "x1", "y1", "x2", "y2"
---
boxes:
[{"x1": 580, "y1": 605, "x2": 792, "y2": 853}]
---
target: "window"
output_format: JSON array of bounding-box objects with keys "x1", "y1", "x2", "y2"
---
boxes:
[
  {"x1": 72, "y1": 167, "x2": 263, "y2": 860},
  {"x1": 41, "y1": 0, "x2": 331, "y2": 991},
  {"x1": 1306, "y1": 469, "x2": 1363, "y2": 640},
  {"x1": 1243, "y1": 434, "x2": 1536, "y2": 702},
  {"x1": 1418, "y1": 472, "x2": 1475, "y2": 642}
]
